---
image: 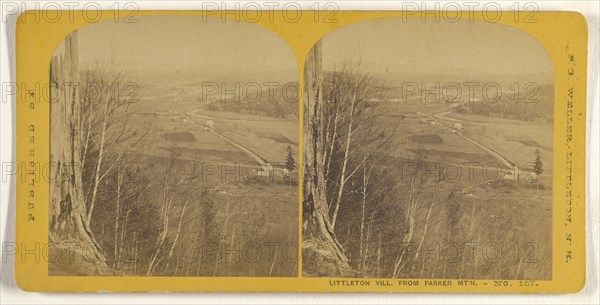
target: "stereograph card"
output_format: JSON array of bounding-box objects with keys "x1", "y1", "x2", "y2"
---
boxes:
[{"x1": 14, "y1": 10, "x2": 587, "y2": 293}]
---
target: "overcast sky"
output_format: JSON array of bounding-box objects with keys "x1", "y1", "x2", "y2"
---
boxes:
[
  {"x1": 322, "y1": 17, "x2": 553, "y2": 76},
  {"x1": 77, "y1": 15, "x2": 297, "y2": 73},
  {"x1": 74, "y1": 16, "x2": 552, "y2": 78}
]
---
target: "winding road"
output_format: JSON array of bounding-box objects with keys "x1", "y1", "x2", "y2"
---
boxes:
[
  {"x1": 425, "y1": 113, "x2": 516, "y2": 169},
  {"x1": 176, "y1": 110, "x2": 269, "y2": 167}
]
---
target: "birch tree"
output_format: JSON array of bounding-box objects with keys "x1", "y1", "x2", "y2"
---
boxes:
[
  {"x1": 147, "y1": 152, "x2": 178, "y2": 275},
  {"x1": 79, "y1": 68, "x2": 148, "y2": 225},
  {"x1": 321, "y1": 65, "x2": 394, "y2": 231},
  {"x1": 49, "y1": 31, "x2": 108, "y2": 274}
]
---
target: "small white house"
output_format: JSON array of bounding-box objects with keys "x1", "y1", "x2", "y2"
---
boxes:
[
  {"x1": 503, "y1": 166, "x2": 520, "y2": 181},
  {"x1": 206, "y1": 120, "x2": 214, "y2": 129},
  {"x1": 454, "y1": 123, "x2": 463, "y2": 131},
  {"x1": 257, "y1": 164, "x2": 273, "y2": 177}
]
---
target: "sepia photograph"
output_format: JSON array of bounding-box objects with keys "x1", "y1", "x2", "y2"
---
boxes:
[
  {"x1": 49, "y1": 16, "x2": 299, "y2": 277},
  {"x1": 302, "y1": 17, "x2": 554, "y2": 280},
  {"x1": 7, "y1": 3, "x2": 593, "y2": 297}
]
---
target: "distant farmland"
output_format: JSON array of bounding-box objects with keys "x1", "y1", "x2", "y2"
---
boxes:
[
  {"x1": 163, "y1": 131, "x2": 196, "y2": 142},
  {"x1": 410, "y1": 133, "x2": 444, "y2": 144}
]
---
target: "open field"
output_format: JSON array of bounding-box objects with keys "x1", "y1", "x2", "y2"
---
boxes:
[
  {"x1": 437, "y1": 111, "x2": 554, "y2": 178},
  {"x1": 379, "y1": 111, "x2": 500, "y2": 167},
  {"x1": 373, "y1": 99, "x2": 553, "y2": 183},
  {"x1": 186, "y1": 108, "x2": 299, "y2": 165}
]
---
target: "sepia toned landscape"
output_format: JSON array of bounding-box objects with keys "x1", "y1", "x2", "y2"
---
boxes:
[
  {"x1": 49, "y1": 16, "x2": 299, "y2": 277},
  {"x1": 48, "y1": 15, "x2": 554, "y2": 281},
  {"x1": 302, "y1": 18, "x2": 553, "y2": 280}
]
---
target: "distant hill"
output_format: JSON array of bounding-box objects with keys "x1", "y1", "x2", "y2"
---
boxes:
[
  {"x1": 452, "y1": 84, "x2": 554, "y2": 123},
  {"x1": 204, "y1": 83, "x2": 299, "y2": 118},
  {"x1": 325, "y1": 61, "x2": 553, "y2": 85},
  {"x1": 129, "y1": 68, "x2": 297, "y2": 86}
]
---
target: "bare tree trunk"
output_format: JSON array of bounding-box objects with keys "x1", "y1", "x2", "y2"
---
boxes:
[
  {"x1": 330, "y1": 90, "x2": 356, "y2": 230},
  {"x1": 227, "y1": 223, "x2": 236, "y2": 276},
  {"x1": 132, "y1": 231, "x2": 138, "y2": 275},
  {"x1": 119, "y1": 200, "x2": 132, "y2": 266},
  {"x1": 376, "y1": 231, "x2": 382, "y2": 277},
  {"x1": 459, "y1": 203, "x2": 478, "y2": 278},
  {"x1": 302, "y1": 40, "x2": 349, "y2": 271},
  {"x1": 113, "y1": 169, "x2": 122, "y2": 269},
  {"x1": 86, "y1": 90, "x2": 110, "y2": 224},
  {"x1": 414, "y1": 196, "x2": 436, "y2": 277},
  {"x1": 166, "y1": 166, "x2": 199, "y2": 271},
  {"x1": 81, "y1": 114, "x2": 92, "y2": 168},
  {"x1": 213, "y1": 199, "x2": 233, "y2": 276},
  {"x1": 393, "y1": 173, "x2": 420, "y2": 278},
  {"x1": 147, "y1": 157, "x2": 176, "y2": 276},
  {"x1": 268, "y1": 244, "x2": 279, "y2": 276},
  {"x1": 185, "y1": 247, "x2": 194, "y2": 276},
  {"x1": 324, "y1": 110, "x2": 338, "y2": 179},
  {"x1": 166, "y1": 195, "x2": 190, "y2": 269},
  {"x1": 359, "y1": 160, "x2": 369, "y2": 271},
  {"x1": 49, "y1": 31, "x2": 108, "y2": 274}
]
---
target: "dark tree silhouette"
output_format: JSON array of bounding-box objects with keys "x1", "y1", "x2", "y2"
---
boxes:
[
  {"x1": 285, "y1": 145, "x2": 296, "y2": 172},
  {"x1": 533, "y1": 149, "x2": 544, "y2": 175},
  {"x1": 533, "y1": 149, "x2": 544, "y2": 189}
]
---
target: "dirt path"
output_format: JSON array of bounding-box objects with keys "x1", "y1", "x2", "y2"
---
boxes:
[
  {"x1": 208, "y1": 129, "x2": 268, "y2": 166},
  {"x1": 175, "y1": 110, "x2": 269, "y2": 166},
  {"x1": 457, "y1": 133, "x2": 515, "y2": 168},
  {"x1": 426, "y1": 113, "x2": 515, "y2": 169}
]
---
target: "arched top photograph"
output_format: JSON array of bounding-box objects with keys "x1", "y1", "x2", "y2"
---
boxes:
[
  {"x1": 48, "y1": 15, "x2": 299, "y2": 277},
  {"x1": 302, "y1": 17, "x2": 554, "y2": 280}
]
